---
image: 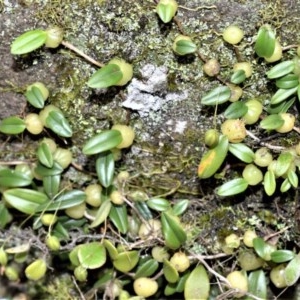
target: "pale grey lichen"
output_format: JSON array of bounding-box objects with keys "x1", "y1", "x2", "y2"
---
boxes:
[{"x1": 122, "y1": 64, "x2": 188, "y2": 117}]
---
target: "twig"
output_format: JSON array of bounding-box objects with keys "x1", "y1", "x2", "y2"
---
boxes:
[
  {"x1": 264, "y1": 226, "x2": 291, "y2": 242},
  {"x1": 61, "y1": 40, "x2": 104, "y2": 68},
  {"x1": 72, "y1": 276, "x2": 86, "y2": 300},
  {"x1": 246, "y1": 130, "x2": 285, "y2": 151}
]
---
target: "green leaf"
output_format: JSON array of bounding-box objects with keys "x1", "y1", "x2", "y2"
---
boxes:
[
  {"x1": 11, "y1": 29, "x2": 47, "y2": 55},
  {"x1": 3, "y1": 188, "x2": 48, "y2": 214},
  {"x1": 288, "y1": 170, "x2": 298, "y2": 188},
  {"x1": 266, "y1": 97, "x2": 295, "y2": 114},
  {"x1": 90, "y1": 200, "x2": 112, "y2": 228},
  {"x1": 280, "y1": 178, "x2": 291, "y2": 193},
  {"x1": 266, "y1": 60, "x2": 295, "y2": 79},
  {"x1": 184, "y1": 265, "x2": 210, "y2": 300},
  {"x1": 276, "y1": 74, "x2": 299, "y2": 89},
  {"x1": 37, "y1": 142, "x2": 53, "y2": 168},
  {"x1": 156, "y1": 2, "x2": 177, "y2": 23},
  {"x1": 96, "y1": 151, "x2": 114, "y2": 188},
  {"x1": 229, "y1": 143, "x2": 255, "y2": 163},
  {"x1": 135, "y1": 201, "x2": 153, "y2": 220},
  {"x1": 271, "y1": 87, "x2": 298, "y2": 105},
  {"x1": 271, "y1": 250, "x2": 295, "y2": 263},
  {"x1": 113, "y1": 251, "x2": 139, "y2": 273},
  {"x1": 198, "y1": 135, "x2": 229, "y2": 179},
  {"x1": 163, "y1": 259, "x2": 179, "y2": 283},
  {"x1": 217, "y1": 178, "x2": 248, "y2": 196},
  {"x1": 172, "y1": 199, "x2": 189, "y2": 216},
  {"x1": 285, "y1": 254, "x2": 300, "y2": 286},
  {"x1": 46, "y1": 110, "x2": 73, "y2": 138},
  {"x1": 135, "y1": 259, "x2": 159, "y2": 279},
  {"x1": 103, "y1": 239, "x2": 118, "y2": 260},
  {"x1": 253, "y1": 237, "x2": 275, "y2": 261},
  {"x1": 230, "y1": 69, "x2": 246, "y2": 84},
  {"x1": 0, "y1": 116, "x2": 26, "y2": 135},
  {"x1": 174, "y1": 40, "x2": 197, "y2": 55},
  {"x1": 43, "y1": 175, "x2": 60, "y2": 199},
  {"x1": 0, "y1": 202, "x2": 13, "y2": 229},
  {"x1": 87, "y1": 64, "x2": 123, "y2": 88},
  {"x1": 109, "y1": 203, "x2": 128, "y2": 234},
  {"x1": 78, "y1": 242, "x2": 106, "y2": 269},
  {"x1": 82, "y1": 130, "x2": 122, "y2": 155},
  {"x1": 260, "y1": 114, "x2": 284, "y2": 130},
  {"x1": 246, "y1": 270, "x2": 267, "y2": 300},
  {"x1": 0, "y1": 169, "x2": 32, "y2": 187},
  {"x1": 264, "y1": 170, "x2": 276, "y2": 196},
  {"x1": 254, "y1": 25, "x2": 276, "y2": 58},
  {"x1": 201, "y1": 86, "x2": 231, "y2": 106},
  {"x1": 147, "y1": 198, "x2": 170, "y2": 212},
  {"x1": 224, "y1": 101, "x2": 248, "y2": 119},
  {"x1": 93, "y1": 268, "x2": 114, "y2": 289},
  {"x1": 34, "y1": 161, "x2": 63, "y2": 177},
  {"x1": 25, "y1": 86, "x2": 45, "y2": 109},
  {"x1": 161, "y1": 211, "x2": 187, "y2": 250},
  {"x1": 35, "y1": 190, "x2": 86, "y2": 212},
  {"x1": 275, "y1": 152, "x2": 293, "y2": 177}
]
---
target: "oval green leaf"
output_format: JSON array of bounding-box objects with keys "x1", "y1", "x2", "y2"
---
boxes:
[
  {"x1": 156, "y1": 2, "x2": 177, "y2": 23},
  {"x1": 43, "y1": 175, "x2": 61, "y2": 199},
  {"x1": 82, "y1": 130, "x2": 122, "y2": 155},
  {"x1": 161, "y1": 211, "x2": 187, "y2": 250},
  {"x1": 280, "y1": 178, "x2": 291, "y2": 193},
  {"x1": 78, "y1": 242, "x2": 106, "y2": 269},
  {"x1": 201, "y1": 86, "x2": 231, "y2": 106},
  {"x1": 285, "y1": 254, "x2": 300, "y2": 286},
  {"x1": 230, "y1": 69, "x2": 246, "y2": 84},
  {"x1": 135, "y1": 259, "x2": 159, "y2": 279},
  {"x1": 135, "y1": 201, "x2": 153, "y2": 220},
  {"x1": 288, "y1": 170, "x2": 298, "y2": 188},
  {"x1": 184, "y1": 264, "x2": 210, "y2": 300},
  {"x1": 147, "y1": 198, "x2": 170, "y2": 212},
  {"x1": 103, "y1": 239, "x2": 118, "y2": 260},
  {"x1": 264, "y1": 170, "x2": 276, "y2": 196},
  {"x1": 46, "y1": 110, "x2": 73, "y2": 138},
  {"x1": 163, "y1": 259, "x2": 179, "y2": 283},
  {"x1": 172, "y1": 199, "x2": 189, "y2": 216},
  {"x1": 174, "y1": 40, "x2": 197, "y2": 55},
  {"x1": 11, "y1": 29, "x2": 47, "y2": 55},
  {"x1": 271, "y1": 250, "x2": 295, "y2": 263},
  {"x1": 96, "y1": 151, "x2": 114, "y2": 188},
  {"x1": 267, "y1": 60, "x2": 295, "y2": 79},
  {"x1": 253, "y1": 237, "x2": 275, "y2": 261},
  {"x1": 3, "y1": 188, "x2": 48, "y2": 214},
  {"x1": 216, "y1": 178, "x2": 248, "y2": 196},
  {"x1": 25, "y1": 86, "x2": 45, "y2": 109},
  {"x1": 276, "y1": 74, "x2": 299, "y2": 89},
  {"x1": 260, "y1": 114, "x2": 284, "y2": 130},
  {"x1": 0, "y1": 169, "x2": 32, "y2": 187},
  {"x1": 247, "y1": 270, "x2": 267, "y2": 300},
  {"x1": 198, "y1": 135, "x2": 229, "y2": 179},
  {"x1": 229, "y1": 143, "x2": 255, "y2": 163},
  {"x1": 37, "y1": 142, "x2": 53, "y2": 168},
  {"x1": 254, "y1": 25, "x2": 276, "y2": 58},
  {"x1": 224, "y1": 101, "x2": 248, "y2": 119},
  {"x1": 271, "y1": 87, "x2": 298, "y2": 105},
  {"x1": 275, "y1": 152, "x2": 293, "y2": 177},
  {"x1": 87, "y1": 64, "x2": 123, "y2": 88},
  {"x1": 0, "y1": 116, "x2": 26, "y2": 135},
  {"x1": 113, "y1": 250, "x2": 139, "y2": 273},
  {"x1": 109, "y1": 203, "x2": 128, "y2": 234},
  {"x1": 34, "y1": 161, "x2": 63, "y2": 177},
  {"x1": 90, "y1": 200, "x2": 112, "y2": 228}
]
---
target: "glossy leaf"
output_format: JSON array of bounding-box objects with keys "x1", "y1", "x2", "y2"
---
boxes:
[
  {"x1": 229, "y1": 143, "x2": 255, "y2": 163},
  {"x1": 25, "y1": 86, "x2": 45, "y2": 109},
  {"x1": 174, "y1": 40, "x2": 197, "y2": 55},
  {"x1": 0, "y1": 116, "x2": 26, "y2": 135},
  {"x1": 90, "y1": 200, "x2": 112, "y2": 228},
  {"x1": 135, "y1": 201, "x2": 153, "y2": 220},
  {"x1": 82, "y1": 130, "x2": 122, "y2": 155},
  {"x1": 280, "y1": 178, "x2": 291, "y2": 193},
  {"x1": 224, "y1": 101, "x2": 248, "y2": 119},
  {"x1": 246, "y1": 270, "x2": 267, "y2": 300},
  {"x1": 172, "y1": 199, "x2": 189, "y2": 216},
  {"x1": 113, "y1": 251, "x2": 139, "y2": 273},
  {"x1": 217, "y1": 178, "x2": 248, "y2": 196},
  {"x1": 0, "y1": 169, "x2": 32, "y2": 187},
  {"x1": 96, "y1": 151, "x2": 114, "y2": 188},
  {"x1": 198, "y1": 135, "x2": 229, "y2": 179},
  {"x1": 43, "y1": 175, "x2": 60, "y2": 199},
  {"x1": 201, "y1": 86, "x2": 231, "y2": 106},
  {"x1": 37, "y1": 142, "x2": 53, "y2": 168},
  {"x1": 271, "y1": 87, "x2": 298, "y2": 105},
  {"x1": 266, "y1": 97, "x2": 295, "y2": 114},
  {"x1": 254, "y1": 25, "x2": 276, "y2": 58},
  {"x1": 109, "y1": 203, "x2": 128, "y2": 234},
  {"x1": 3, "y1": 188, "x2": 48, "y2": 214},
  {"x1": 78, "y1": 242, "x2": 106, "y2": 269},
  {"x1": 230, "y1": 69, "x2": 246, "y2": 84},
  {"x1": 87, "y1": 64, "x2": 123, "y2": 88},
  {"x1": 163, "y1": 259, "x2": 179, "y2": 283},
  {"x1": 0, "y1": 203, "x2": 13, "y2": 229},
  {"x1": 260, "y1": 114, "x2": 284, "y2": 130},
  {"x1": 276, "y1": 74, "x2": 299, "y2": 89},
  {"x1": 264, "y1": 170, "x2": 276, "y2": 196},
  {"x1": 161, "y1": 211, "x2": 187, "y2": 250},
  {"x1": 93, "y1": 269, "x2": 114, "y2": 289},
  {"x1": 156, "y1": 1, "x2": 178, "y2": 23},
  {"x1": 184, "y1": 265, "x2": 210, "y2": 300},
  {"x1": 69, "y1": 245, "x2": 82, "y2": 266},
  {"x1": 275, "y1": 152, "x2": 293, "y2": 177},
  {"x1": 103, "y1": 239, "x2": 118, "y2": 260},
  {"x1": 285, "y1": 254, "x2": 300, "y2": 286},
  {"x1": 253, "y1": 237, "x2": 275, "y2": 261},
  {"x1": 46, "y1": 110, "x2": 73, "y2": 138},
  {"x1": 267, "y1": 60, "x2": 295, "y2": 79},
  {"x1": 135, "y1": 259, "x2": 159, "y2": 279},
  {"x1": 11, "y1": 29, "x2": 47, "y2": 55},
  {"x1": 288, "y1": 170, "x2": 298, "y2": 188},
  {"x1": 147, "y1": 198, "x2": 170, "y2": 212},
  {"x1": 34, "y1": 161, "x2": 63, "y2": 177},
  {"x1": 271, "y1": 250, "x2": 295, "y2": 263}
]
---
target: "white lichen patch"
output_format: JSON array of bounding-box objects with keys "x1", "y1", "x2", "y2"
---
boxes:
[{"x1": 122, "y1": 64, "x2": 188, "y2": 117}]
